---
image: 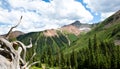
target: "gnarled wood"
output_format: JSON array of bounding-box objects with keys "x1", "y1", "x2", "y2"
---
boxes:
[{"x1": 0, "y1": 16, "x2": 39, "y2": 69}]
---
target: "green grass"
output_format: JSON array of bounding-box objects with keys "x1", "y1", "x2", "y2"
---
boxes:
[
  {"x1": 30, "y1": 66, "x2": 62, "y2": 69},
  {"x1": 30, "y1": 66, "x2": 42, "y2": 69},
  {"x1": 67, "y1": 34, "x2": 77, "y2": 42}
]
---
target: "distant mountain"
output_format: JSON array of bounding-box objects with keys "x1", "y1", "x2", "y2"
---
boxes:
[
  {"x1": 1, "y1": 31, "x2": 24, "y2": 40},
  {"x1": 8, "y1": 31, "x2": 24, "y2": 39},
  {"x1": 64, "y1": 10, "x2": 120, "y2": 53},
  {"x1": 61, "y1": 20, "x2": 93, "y2": 34},
  {"x1": 70, "y1": 21, "x2": 81, "y2": 28},
  {"x1": 70, "y1": 21, "x2": 92, "y2": 28},
  {"x1": 71, "y1": 21, "x2": 92, "y2": 32}
]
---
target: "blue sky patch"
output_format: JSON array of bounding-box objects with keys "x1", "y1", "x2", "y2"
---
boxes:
[
  {"x1": 0, "y1": 0, "x2": 11, "y2": 12},
  {"x1": 76, "y1": 0, "x2": 101, "y2": 23},
  {"x1": 42, "y1": 0, "x2": 50, "y2": 2}
]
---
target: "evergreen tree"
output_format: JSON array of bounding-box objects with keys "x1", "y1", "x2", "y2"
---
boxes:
[{"x1": 70, "y1": 50, "x2": 78, "y2": 69}]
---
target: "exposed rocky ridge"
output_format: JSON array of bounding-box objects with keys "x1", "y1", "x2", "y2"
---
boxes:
[
  {"x1": 42, "y1": 25, "x2": 81, "y2": 37},
  {"x1": 70, "y1": 21, "x2": 92, "y2": 28},
  {"x1": 43, "y1": 29, "x2": 58, "y2": 37},
  {"x1": 43, "y1": 21, "x2": 92, "y2": 37},
  {"x1": 69, "y1": 21, "x2": 92, "y2": 33},
  {"x1": 60, "y1": 25, "x2": 81, "y2": 36}
]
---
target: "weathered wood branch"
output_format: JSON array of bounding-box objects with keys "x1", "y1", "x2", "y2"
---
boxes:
[
  {"x1": 22, "y1": 51, "x2": 37, "y2": 69},
  {"x1": 12, "y1": 38, "x2": 32, "y2": 62},
  {"x1": 0, "y1": 38, "x2": 16, "y2": 55},
  {"x1": 27, "y1": 61, "x2": 40, "y2": 69},
  {"x1": 5, "y1": 16, "x2": 23, "y2": 39}
]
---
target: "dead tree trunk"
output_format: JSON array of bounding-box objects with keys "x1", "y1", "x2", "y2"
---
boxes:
[{"x1": 0, "y1": 16, "x2": 39, "y2": 69}]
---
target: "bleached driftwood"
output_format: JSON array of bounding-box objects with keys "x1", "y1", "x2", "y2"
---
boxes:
[{"x1": 0, "y1": 16, "x2": 39, "y2": 69}]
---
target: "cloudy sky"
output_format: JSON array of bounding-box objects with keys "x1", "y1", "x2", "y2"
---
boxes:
[{"x1": 0, "y1": 0, "x2": 120, "y2": 34}]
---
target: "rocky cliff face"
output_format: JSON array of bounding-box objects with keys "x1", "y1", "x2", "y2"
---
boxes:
[{"x1": 60, "y1": 25, "x2": 81, "y2": 35}]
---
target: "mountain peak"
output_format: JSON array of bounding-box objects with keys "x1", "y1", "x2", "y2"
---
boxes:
[{"x1": 70, "y1": 20, "x2": 81, "y2": 28}]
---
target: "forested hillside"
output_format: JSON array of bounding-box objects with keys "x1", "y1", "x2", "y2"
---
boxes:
[
  {"x1": 17, "y1": 10, "x2": 120, "y2": 69},
  {"x1": 17, "y1": 30, "x2": 78, "y2": 68},
  {"x1": 62, "y1": 10, "x2": 120, "y2": 69}
]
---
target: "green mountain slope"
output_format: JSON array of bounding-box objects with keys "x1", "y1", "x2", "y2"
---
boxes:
[
  {"x1": 59, "y1": 10, "x2": 120, "y2": 69},
  {"x1": 16, "y1": 10, "x2": 120, "y2": 68},
  {"x1": 17, "y1": 20, "x2": 92, "y2": 56},
  {"x1": 17, "y1": 30, "x2": 78, "y2": 62},
  {"x1": 64, "y1": 10, "x2": 120, "y2": 53},
  {"x1": 17, "y1": 31, "x2": 74, "y2": 54}
]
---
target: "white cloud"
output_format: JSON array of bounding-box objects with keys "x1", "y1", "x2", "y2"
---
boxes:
[
  {"x1": 0, "y1": 0, "x2": 93, "y2": 34},
  {"x1": 0, "y1": 25, "x2": 10, "y2": 35},
  {"x1": 84, "y1": 0, "x2": 120, "y2": 12},
  {"x1": 84, "y1": 0, "x2": 120, "y2": 20},
  {"x1": 101, "y1": 12, "x2": 114, "y2": 21}
]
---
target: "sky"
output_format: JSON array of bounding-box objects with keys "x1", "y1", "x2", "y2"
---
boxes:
[{"x1": 0, "y1": 0, "x2": 120, "y2": 34}]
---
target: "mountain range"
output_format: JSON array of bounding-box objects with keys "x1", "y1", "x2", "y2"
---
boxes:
[
  {"x1": 4, "y1": 10, "x2": 120, "y2": 55},
  {"x1": 64, "y1": 10, "x2": 120, "y2": 53},
  {"x1": 1, "y1": 10, "x2": 120, "y2": 69},
  {"x1": 15, "y1": 20, "x2": 93, "y2": 56}
]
